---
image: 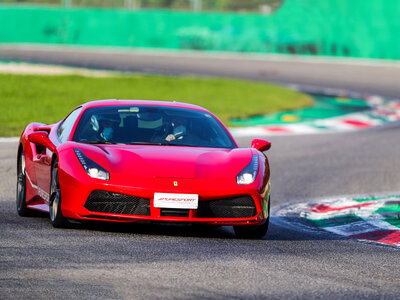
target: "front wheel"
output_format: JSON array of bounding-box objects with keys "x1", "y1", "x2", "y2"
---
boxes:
[
  {"x1": 49, "y1": 159, "x2": 67, "y2": 228},
  {"x1": 16, "y1": 149, "x2": 30, "y2": 216},
  {"x1": 233, "y1": 197, "x2": 270, "y2": 239}
]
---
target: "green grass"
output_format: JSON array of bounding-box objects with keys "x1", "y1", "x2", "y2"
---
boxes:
[{"x1": 0, "y1": 73, "x2": 313, "y2": 136}]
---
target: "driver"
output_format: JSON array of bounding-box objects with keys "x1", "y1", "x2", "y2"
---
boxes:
[
  {"x1": 164, "y1": 117, "x2": 187, "y2": 142},
  {"x1": 151, "y1": 116, "x2": 188, "y2": 143}
]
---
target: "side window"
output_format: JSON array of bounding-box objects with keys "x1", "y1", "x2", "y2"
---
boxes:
[{"x1": 58, "y1": 107, "x2": 83, "y2": 143}]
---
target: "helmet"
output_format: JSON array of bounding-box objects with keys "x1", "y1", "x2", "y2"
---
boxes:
[{"x1": 137, "y1": 107, "x2": 163, "y2": 129}]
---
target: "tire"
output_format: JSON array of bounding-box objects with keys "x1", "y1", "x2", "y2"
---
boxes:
[
  {"x1": 16, "y1": 149, "x2": 30, "y2": 216},
  {"x1": 233, "y1": 197, "x2": 270, "y2": 239},
  {"x1": 49, "y1": 159, "x2": 68, "y2": 228}
]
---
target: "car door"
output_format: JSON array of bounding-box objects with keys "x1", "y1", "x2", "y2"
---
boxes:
[{"x1": 32, "y1": 143, "x2": 53, "y2": 204}]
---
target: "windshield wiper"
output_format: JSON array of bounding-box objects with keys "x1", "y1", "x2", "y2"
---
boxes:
[
  {"x1": 129, "y1": 141, "x2": 169, "y2": 146},
  {"x1": 80, "y1": 140, "x2": 117, "y2": 144},
  {"x1": 168, "y1": 143, "x2": 197, "y2": 147},
  {"x1": 129, "y1": 141, "x2": 198, "y2": 147}
]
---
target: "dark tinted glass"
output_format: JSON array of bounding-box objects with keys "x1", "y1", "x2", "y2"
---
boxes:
[{"x1": 73, "y1": 105, "x2": 236, "y2": 149}]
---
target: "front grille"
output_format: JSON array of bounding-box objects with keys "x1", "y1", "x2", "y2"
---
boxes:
[
  {"x1": 160, "y1": 208, "x2": 190, "y2": 217},
  {"x1": 84, "y1": 190, "x2": 150, "y2": 216},
  {"x1": 197, "y1": 196, "x2": 257, "y2": 218}
]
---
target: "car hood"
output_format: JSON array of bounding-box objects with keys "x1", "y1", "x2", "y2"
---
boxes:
[{"x1": 80, "y1": 144, "x2": 253, "y2": 179}]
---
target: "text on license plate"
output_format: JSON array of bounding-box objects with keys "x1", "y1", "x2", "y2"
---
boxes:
[{"x1": 154, "y1": 193, "x2": 198, "y2": 209}]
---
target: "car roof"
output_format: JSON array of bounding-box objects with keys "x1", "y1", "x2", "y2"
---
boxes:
[{"x1": 81, "y1": 99, "x2": 209, "y2": 112}]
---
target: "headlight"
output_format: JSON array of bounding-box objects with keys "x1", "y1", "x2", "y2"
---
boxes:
[
  {"x1": 237, "y1": 155, "x2": 259, "y2": 185},
  {"x1": 74, "y1": 149, "x2": 110, "y2": 181}
]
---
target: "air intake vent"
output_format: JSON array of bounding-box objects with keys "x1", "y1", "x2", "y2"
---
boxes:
[
  {"x1": 197, "y1": 196, "x2": 256, "y2": 218},
  {"x1": 160, "y1": 208, "x2": 190, "y2": 217},
  {"x1": 84, "y1": 190, "x2": 150, "y2": 216}
]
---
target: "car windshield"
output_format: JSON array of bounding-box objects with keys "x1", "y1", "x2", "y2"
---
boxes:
[{"x1": 72, "y1": 105, "x2": 236, "y2": 149}]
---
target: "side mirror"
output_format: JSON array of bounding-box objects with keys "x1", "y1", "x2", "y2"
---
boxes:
[
  {"x1": 28, "y1": 131, "x2": 56, "y2": 152},
  {"x1": 251, "y1": 138, "x2": 271, "y2": 152}
]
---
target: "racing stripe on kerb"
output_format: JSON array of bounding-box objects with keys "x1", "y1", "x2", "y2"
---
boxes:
[
  {"x1": 230, "y1": 91, "x2": 400, "y2": 136},
  {"x1": 303, "y1": 195, "x2": 400, "y2": 247}
]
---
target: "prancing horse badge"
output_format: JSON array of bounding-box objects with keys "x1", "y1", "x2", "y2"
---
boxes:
[{"x1": 173, "y1": 181, "x2": 178, "y2": 186}]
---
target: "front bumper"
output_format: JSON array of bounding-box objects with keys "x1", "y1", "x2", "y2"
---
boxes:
[{"x1": 58, "y1": 161, "x2": 270, "y2": 226}]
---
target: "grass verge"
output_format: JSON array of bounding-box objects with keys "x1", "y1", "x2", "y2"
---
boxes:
[{"x1": 0, "y1": 73, "x2": 313, "y2": 136}]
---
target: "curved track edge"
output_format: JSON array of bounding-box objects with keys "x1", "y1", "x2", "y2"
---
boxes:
[{"x1": 273, "y1": 193, "x2": 400, "y2": 248}]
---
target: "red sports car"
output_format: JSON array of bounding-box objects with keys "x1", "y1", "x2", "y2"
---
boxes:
[{"x1": 16, "y1": 100, "x2": 271, "y2": 238}]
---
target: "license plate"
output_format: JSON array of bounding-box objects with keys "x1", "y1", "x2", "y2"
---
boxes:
[{"x1": 154, "y1": 193, "x2": 198, "y2": 209}]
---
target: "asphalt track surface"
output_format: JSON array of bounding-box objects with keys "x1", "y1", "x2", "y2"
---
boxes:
[{"x1": 1, "y1": 46, "x2": 400, "y2": 299}]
